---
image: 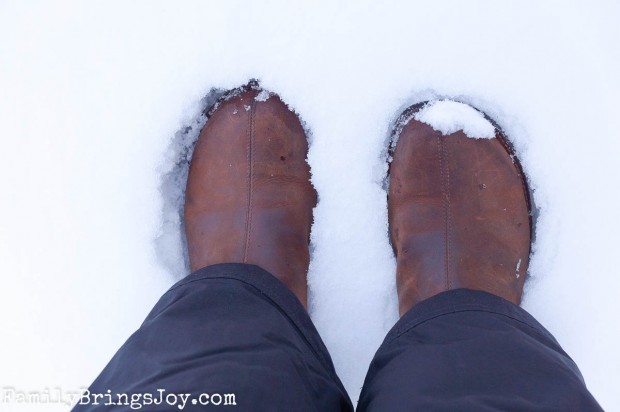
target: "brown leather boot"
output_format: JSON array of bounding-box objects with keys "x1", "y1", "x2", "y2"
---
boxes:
[
  {"x1": 389, "y1": 101, "x2": 532, "y2": 316},
  {"x1": 184, "y1": 86, "x2": 317, "y2": 307}
]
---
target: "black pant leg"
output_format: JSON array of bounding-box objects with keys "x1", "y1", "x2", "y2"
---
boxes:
[
  {"x1": 73, "y1": 263, "x2": 352, "y2": 412},
  {"x1": 357, "y1": 289, "x2": 602, "y2": 412}
]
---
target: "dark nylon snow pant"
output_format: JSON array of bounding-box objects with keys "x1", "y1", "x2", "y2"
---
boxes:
[{"x1": 73, "y1": 263, "x2": 601, "y2": 411}]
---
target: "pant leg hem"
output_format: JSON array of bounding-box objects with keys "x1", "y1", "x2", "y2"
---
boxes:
[
  {"x1": 167, "y1": 263, "x2": 342, "y2": 385},
  {"x1": 385, "y1": 288, "x2": 559, "y2": 348}
]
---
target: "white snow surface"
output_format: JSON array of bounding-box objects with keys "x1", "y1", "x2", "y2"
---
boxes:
[
  {"x1": 414, "y1": 100, "x2": 496, "y2": 138},
  {"x1": 1, "y1": 1, "x2": 619, "y2": 410}
]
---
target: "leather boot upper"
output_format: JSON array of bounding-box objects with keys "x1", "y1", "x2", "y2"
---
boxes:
[
  {"x1": 389, "y1": 103, "x2": 531, "y2": 315},
  {"x1": 184, "y1": 88, "x2": 317, "y2": 307}
]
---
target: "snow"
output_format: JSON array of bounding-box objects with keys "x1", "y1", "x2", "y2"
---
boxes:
[
  {"x1": 1, "y1": 1, "x2": 619, "y2": 410},
  {"x1": 254, "y1": 89, "x2": 272, "y2": 102},
  {"x1": 413, "y1": 100, "x2": 496, "y2": 138}
]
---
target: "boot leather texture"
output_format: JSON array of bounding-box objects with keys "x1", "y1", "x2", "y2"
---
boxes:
[
  {"x1": 184, "y1": 88, "x2": 317, "y2": 307},
  {"x1": 185, "y1": 89, "x2": 531, "y2": 316},
  {"x1": 389, "y1": 103, "x2": 532, "y2": 316}
]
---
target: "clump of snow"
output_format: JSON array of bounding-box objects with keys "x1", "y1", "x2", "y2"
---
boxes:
[
  {"x1": 414, "y1": 100, "x2": 496, "y2": 138},
  {"x1": 255, "y1": 89, "x2": 272, "y2": 102}
]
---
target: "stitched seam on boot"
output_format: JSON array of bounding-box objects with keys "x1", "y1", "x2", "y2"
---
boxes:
[
  {"x1": 243, "y1": 101, "x2": 256, "y2": 261},
  {"x1": 445, "y1": 138, "x2": 453, "y2": 290},
  {"x1": 438, "y1": 137, "x2": 451, "y2": 290}
]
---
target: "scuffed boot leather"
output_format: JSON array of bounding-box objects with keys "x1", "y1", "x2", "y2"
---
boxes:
[
  {"x1": 184, "y1": 86, "x2": 317, "y2": 307},
  {"x1": 389, "y1": 102, "x2": 532, "y2": 316}
]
